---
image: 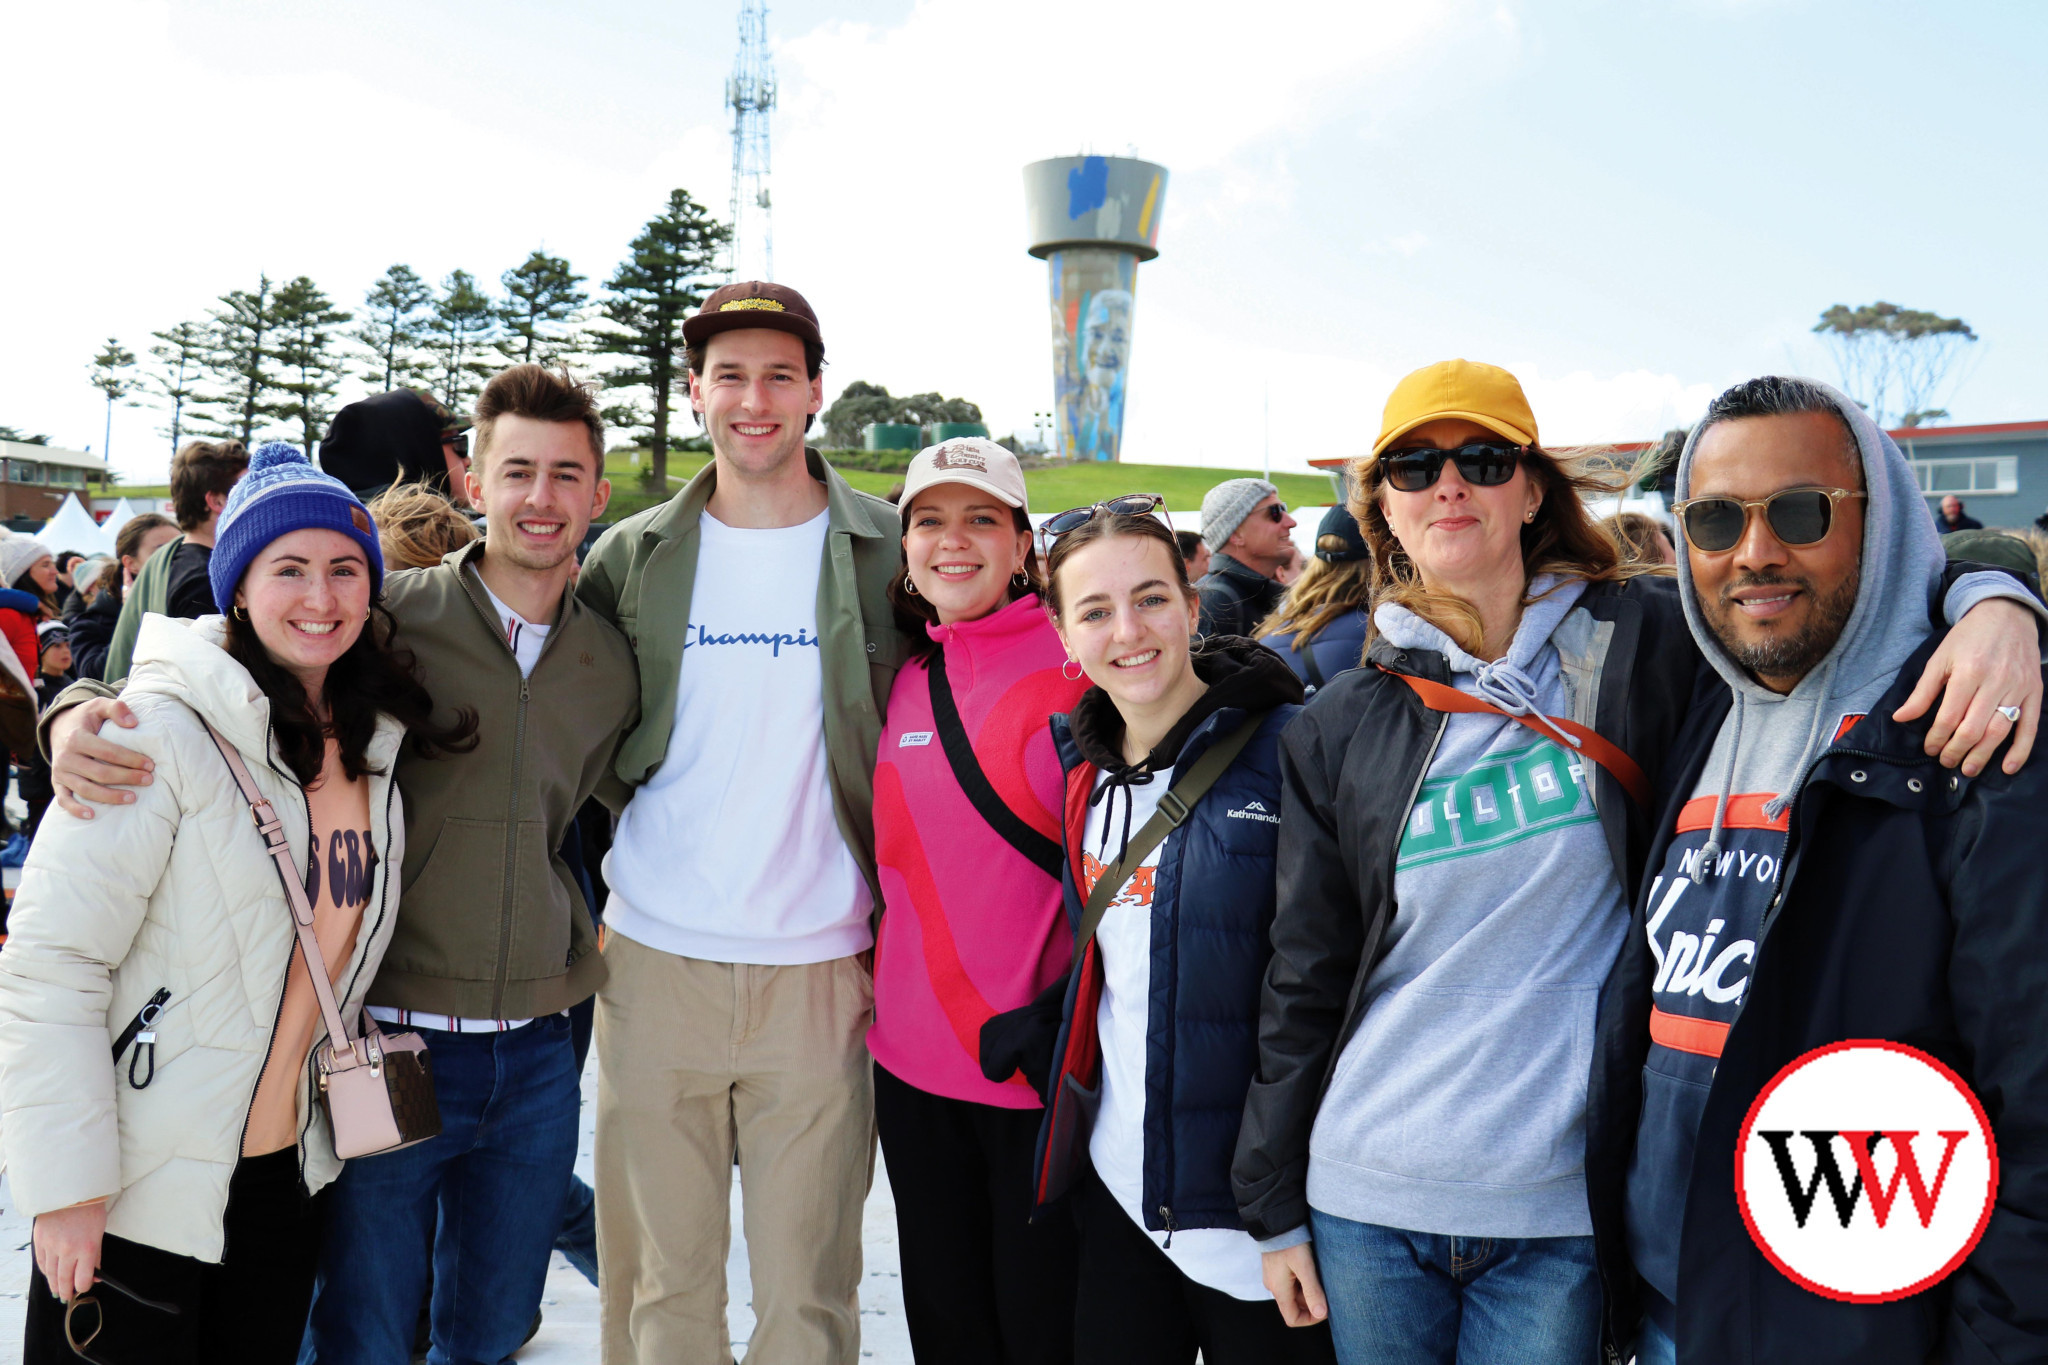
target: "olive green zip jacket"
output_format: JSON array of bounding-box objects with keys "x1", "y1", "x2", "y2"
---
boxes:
[
  {"x1": 576, "y1": 450, "x2": 910, "y2": 905},
  {"x1": 48, "y1": 540, "x2": 641, "y2": 1020}
]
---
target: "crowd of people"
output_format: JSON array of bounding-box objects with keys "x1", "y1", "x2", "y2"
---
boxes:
[{"x1": 0, "y1": 279, "x2": 2044, "y2": 1365}]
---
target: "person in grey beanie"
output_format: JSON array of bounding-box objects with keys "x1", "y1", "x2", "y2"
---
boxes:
[{"x1": 1196, "y1": 477, "x2": 1298, "y2": 638}]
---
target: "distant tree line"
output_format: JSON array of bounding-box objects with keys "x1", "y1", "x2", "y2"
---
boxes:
[
  {"x1": 98, "y1": 188, "x2": 733, "y2": 486},
  {"x1": 819, "y1": 381, "x2": 984, "y2": 450}
]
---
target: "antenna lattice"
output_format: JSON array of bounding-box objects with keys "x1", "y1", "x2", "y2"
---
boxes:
[{"x1": 726, "y1": 1, "x2": 776, "y2": 281}]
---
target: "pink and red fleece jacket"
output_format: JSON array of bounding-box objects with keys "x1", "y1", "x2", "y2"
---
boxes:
[{"x1": 868, "y1": 594, "x2": 1086, "y2": 1109}]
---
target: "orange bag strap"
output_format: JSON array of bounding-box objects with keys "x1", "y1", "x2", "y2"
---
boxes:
[{"x1": 1382, "y1": 667, "x2": 1651, "y2": 808}]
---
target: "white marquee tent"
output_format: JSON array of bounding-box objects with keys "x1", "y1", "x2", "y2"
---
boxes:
[{"x1": 33, "y1": 493, "x2": 115, "y2": 558}]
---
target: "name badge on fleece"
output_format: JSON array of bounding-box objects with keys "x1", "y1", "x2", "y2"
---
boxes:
[{"x1": 899, "y1": 731, "x2": 934, "y2": 748}]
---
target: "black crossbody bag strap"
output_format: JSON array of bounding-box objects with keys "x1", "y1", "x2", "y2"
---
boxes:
[
  {"x1": 1073, "y1": 710, "x2": 1268, "y2": 954},
  {"x1": 928, "y1": 649, "x2": 1066, "y2": 881},
  {"x1": 1297, "y1": 636, "x2": 1327, "y2": 690}
]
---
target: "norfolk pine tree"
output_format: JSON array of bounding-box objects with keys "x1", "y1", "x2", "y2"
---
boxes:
[
  {"x1": 422, "y1": 270, "x2": 499, "y2": 415},
  {"x1": 196, "y1": 274, "x2": 278, "y2": 445},
  {"x1": 592, "y1": 189, "x2": 729, "y2": 488},
  {"x1": 500, "y1": 250, "x2": 587, "y2": 365},
  {"x1": 88, "y1": 338, "x2": 138, "y2": 464},
  {"x1": 356, "y1": 264, "x2": 434, "y2": 391},
  {"x1": 267, "y1": 276, "x2": 354, "y2": 455},
  {"x1": 147, "y1": 321, "x2": 211, "y2": 454}
]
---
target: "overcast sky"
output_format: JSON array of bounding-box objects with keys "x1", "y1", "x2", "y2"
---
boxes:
[{"x1": 6, "y1": 0, "x2": 2043, "y2": 481}]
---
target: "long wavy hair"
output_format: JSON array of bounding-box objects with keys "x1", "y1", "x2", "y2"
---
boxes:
[
  {"x1": 224, "y1": 602, "x2": 478, "y2": 787},
  {"x1": 1349, "y1": 443, "x2": 1661, "y2": 655},
  {"x1": 1253, "y1": 536, "x2": 1374, "y2": 654}
]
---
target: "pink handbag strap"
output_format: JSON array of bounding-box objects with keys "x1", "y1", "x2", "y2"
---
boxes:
[{"x1": 203, "y1": 722, "x2": 366, "y2": 1073}]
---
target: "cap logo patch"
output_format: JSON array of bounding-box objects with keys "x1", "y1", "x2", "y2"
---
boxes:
[
  {"x1": 931, "y1": 442, "x2": 989, "y2": 472},
  {"x1": 349, "y1": 505, "x2": 372, "y2": 535},
  {"x1": 720, "y1": 298, "x2": 786, "y2": 314}
]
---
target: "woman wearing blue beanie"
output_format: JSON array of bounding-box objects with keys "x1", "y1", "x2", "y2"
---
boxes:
[{"x1": 0, "y1": 443, "x2": 477, "y2": 1364}]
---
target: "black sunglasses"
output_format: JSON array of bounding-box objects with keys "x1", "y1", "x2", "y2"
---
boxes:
[
  {"x1": 1671, "y1": 487, "x2": 1867, "y2": 554},
  {"x1": 64, "y1": 1270, "x2": 183, "y2": 1361},
  {"x1": 1254, "y1": 501, "x2": 1289, "y2": 523},
  {"x1": 1380, "y1": 442, "x2": 1527, "y2": 493},
  {"x1": 1041, "y1": 493, "x2": 1169, "y2": 539}
]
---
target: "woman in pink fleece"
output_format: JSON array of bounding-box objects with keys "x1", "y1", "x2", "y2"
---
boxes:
[{"x1": 869, "y1": 438, "x2": 1086, "y2": 1364}]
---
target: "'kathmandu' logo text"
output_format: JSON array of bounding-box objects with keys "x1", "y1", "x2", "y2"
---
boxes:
[{"x1": 1228, "y1": 801, "x2": 1280, "y2": 824}]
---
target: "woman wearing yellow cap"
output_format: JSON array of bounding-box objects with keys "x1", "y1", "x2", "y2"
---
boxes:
[{"x1": 1228, "y1": 360, "x2": 2040, "y2": 1364}]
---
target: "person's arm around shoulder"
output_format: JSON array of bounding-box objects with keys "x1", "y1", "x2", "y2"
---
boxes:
[
  {"x1": 0, "y1": 708, "x2": 183, "y2": 1299},
  {"x1": 1940, "y1": 731, "x2": 2048, "y2": 1359},
  {"x1": 45, "y1": 691, "x2": 153, "y2": 819},
  {"x1": 574, "y1": 522, "x2": 631, "y2": 627}
]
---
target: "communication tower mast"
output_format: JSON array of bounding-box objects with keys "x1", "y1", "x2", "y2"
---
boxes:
[{"x1": 726, "y1": 1, "x2": 776, "y2": 281}]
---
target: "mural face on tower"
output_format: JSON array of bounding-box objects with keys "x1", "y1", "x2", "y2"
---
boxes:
[{"x1": 1049, "y1": 249, "x2": 1137, "y2": 462}]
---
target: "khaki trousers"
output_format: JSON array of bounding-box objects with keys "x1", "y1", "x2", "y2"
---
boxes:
[{"x1": 595, "y1": 933, "x2": 875, "y2": 1365}]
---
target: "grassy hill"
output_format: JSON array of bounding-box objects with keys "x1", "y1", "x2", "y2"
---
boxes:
[
  {"x1": 597, "y1": 452, "x2": 1336, "y2": 522},
  {"x1": 103, "y1": 457, "x2": 1339, "y2": 528}
]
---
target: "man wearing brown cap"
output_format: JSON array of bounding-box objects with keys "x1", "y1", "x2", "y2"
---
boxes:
[{"x1": 577, "y1": 281, "x2": 907, "y2": 1364}]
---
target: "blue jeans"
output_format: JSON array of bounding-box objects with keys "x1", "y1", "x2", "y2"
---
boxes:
[
  {"x1": 303, "y1": 1014, "x2": 580, "y2": 1365},
  {"x1": 1309, "y1": 1210, "x2": 1601, "y2": 1365},
  {"x1": 1635, "y1": 1317, "x2": 1676, "y2": 1365}
]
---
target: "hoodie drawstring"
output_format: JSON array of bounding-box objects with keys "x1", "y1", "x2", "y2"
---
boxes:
[
  {"x1": 1762, "y1": 660, "x2": 1838, "y2": 824},
  {"x1": 1696, "y1": 695, "x2": 1745, "y2": 879},
  {"x1": 1471, "y1": 657, "x2": 1584, "y2": 754},
  {"x1": 1090, "y1": 765, "x2": 1158, "y2": 874}
]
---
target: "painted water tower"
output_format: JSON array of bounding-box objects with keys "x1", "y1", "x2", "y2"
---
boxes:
[{"x1": 1024, "y1": 155, "x2": 1167, "y2": 462}]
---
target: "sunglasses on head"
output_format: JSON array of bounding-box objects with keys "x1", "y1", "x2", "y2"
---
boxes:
[
  {"x1": 1041, "y1": 493, "x2": 1169, "y2": 540},
  {"x1": 1379, "y1": 442, "x2": 1526, "y2": 493},
  {"x1": 1671, "y1": 487, "x2": 1866, "y2": 553}
]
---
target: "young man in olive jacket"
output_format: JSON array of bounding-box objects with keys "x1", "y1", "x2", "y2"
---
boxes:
[
  {"x1": 46, "y1": 366, "x2": 640, "y2": 1365},
  {"x1": 573, "y1": 281, "x2": 908, "y2": 1365}
]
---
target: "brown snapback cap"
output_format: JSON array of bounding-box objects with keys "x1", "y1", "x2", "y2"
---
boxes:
[{"x1": 682, "y1": 280, "x2": 823, "y2": 349}]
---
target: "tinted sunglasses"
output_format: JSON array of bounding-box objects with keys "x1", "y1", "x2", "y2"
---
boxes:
[
  {"x1": 1671, "y1": 487, "x2": 1866, "y2": 553},
  {"x1": 1041, "y1": 493, "x2": 1168, "y2": 539},
  {"x1": 1254, "y1": 501, "x2": 1289, "y2": 522},
  {"x1": 1380, "y1": 442, "x2": 1526, "y2": 493}
]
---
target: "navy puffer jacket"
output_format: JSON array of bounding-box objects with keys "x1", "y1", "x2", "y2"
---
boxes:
[{"x1": 986, "y1": 640, "x2": 1303, "y2": 1233}]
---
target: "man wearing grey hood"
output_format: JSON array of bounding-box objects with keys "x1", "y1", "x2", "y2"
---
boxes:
[{"x1": 1589, "y1": 376, "x2": 2048, "y2": 1365}]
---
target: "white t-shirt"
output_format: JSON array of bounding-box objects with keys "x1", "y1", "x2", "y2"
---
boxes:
[
  {"x1": 603, "y1": 509, "x2": 872, "y2": 965},
  {"x1": 369, "y1": 575, "x2": 553, "y2": 1035},
  {"x1": 1083, "y1": 766, "x2": 1270, "y2": 1302}
]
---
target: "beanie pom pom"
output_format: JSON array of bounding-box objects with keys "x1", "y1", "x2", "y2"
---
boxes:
[{"x1": 249, "y1": 441, "x2": 308, "y2": 472}]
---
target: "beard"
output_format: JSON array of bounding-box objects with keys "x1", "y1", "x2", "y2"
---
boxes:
[{"x1": 1702, "y1": 570, "x2": 1859, "y2": 684}]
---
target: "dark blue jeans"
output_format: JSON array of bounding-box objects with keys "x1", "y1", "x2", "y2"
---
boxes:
[
  {"x1": 1309, "y1": 1210, "x2": 1601, "y2": 1365},
  {"x1": 303, "y1": 1014, "x2": 579, "y2": 1365}
]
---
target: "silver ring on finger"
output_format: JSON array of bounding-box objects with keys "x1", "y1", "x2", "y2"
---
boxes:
[{"x1": 1997, "y1": 704, "x2": 2022, "y2": 724}]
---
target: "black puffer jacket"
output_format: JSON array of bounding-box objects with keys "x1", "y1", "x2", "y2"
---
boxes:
[
  {"x1": 1196, "y1": 553, "x2": 1285, "y2": 639},
  {"x1": 1231, "y1": 573, "x2": 1713, "y2": 1242},
  {"x1": 67, "y1": 588, "x2": 121, "y2": 683},
  {"x1": 1586, "y1": 627, "x2": 2048, "y2": 1365}
]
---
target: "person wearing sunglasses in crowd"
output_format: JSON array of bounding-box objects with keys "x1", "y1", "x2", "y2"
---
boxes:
[
  {"x1": 1256, "y1": 505, "x2": 1375, "y2": 695},
  {"x1": 981, "y1": 497, "x2": 1333, "y2": 1365},
  {"x1": 0, "y1": 446, "x2": 479, "y2": 1363},
  {"x1": 1231, "y1": 360, "x2": 2044, "y2": 1365},
  {"x1": 1195, "y1": 478, "x2": 1299, "y2": 639},
  {"x1": 1593, "y1": 377, "x2": 2048, "y2": 1365},
  {"x1": 867, "y1": 437, "x2": 1085, "y2": 1364}
]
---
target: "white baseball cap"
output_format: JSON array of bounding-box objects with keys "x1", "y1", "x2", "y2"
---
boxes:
[{"x1": 899, "y1": 438, "x2": 1029, "y2": 513}]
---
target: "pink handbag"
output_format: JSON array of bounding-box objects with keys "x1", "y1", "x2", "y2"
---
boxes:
[{"x1": 207, "y1": 724, "x2": 441, "y2": 1159}]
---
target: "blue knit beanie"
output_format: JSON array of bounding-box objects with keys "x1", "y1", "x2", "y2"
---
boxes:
[{"x1": 210, "y1": 442, "x2": 385, "y2": 613}]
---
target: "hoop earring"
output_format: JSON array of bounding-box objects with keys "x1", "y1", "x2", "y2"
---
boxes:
[
  {"x1": 1061, "y1": 658, "x2": 1083, "y2": 682},
  {"x1": 903, "y1": 573, "x2": 920, "y2": 597},
  {"x1": 1012, "y1": 571, "x2": 1031, "y2": 590},
  {"x1": 232, "y1": 605, "x2": 248, "y2": 621}
]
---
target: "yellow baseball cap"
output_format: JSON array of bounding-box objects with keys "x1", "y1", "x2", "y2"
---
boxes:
[{"x1": 1372, "y1": 359, "x2": 1539, "y2": 457}]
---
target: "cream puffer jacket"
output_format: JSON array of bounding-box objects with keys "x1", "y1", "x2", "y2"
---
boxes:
[{"x1": 0, "y1": 614, "x2": 406, "y2": 1262}]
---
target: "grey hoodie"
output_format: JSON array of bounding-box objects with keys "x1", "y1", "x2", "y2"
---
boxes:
[
  {"x1": 1623, "y1": 381, "x2": 2039, "y2": 1321},
  {"x1": 1306, "y1": 574, "x2": 1630, "y2": 1239}
]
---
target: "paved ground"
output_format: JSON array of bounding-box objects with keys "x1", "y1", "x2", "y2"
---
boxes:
[{"x1": 0, "y1": 1033, "x2": 914, "y2": 1364}]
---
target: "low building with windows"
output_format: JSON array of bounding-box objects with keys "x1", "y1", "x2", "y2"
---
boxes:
[{"x1": 0, "y1": 440, "x2": 107, "y2": 519}]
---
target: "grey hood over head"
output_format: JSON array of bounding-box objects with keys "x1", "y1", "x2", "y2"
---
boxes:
[{"x1": 1671, "y1": 378, "x2": 1943, "y2": 869}]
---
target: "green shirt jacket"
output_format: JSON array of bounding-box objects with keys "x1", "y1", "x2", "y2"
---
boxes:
[
  {"x1": 575, "y1": 450, "x2": 910, "y2": 909},
  {"x1": 50, "y1": 539, "x2": 641, "y2": 1021}
]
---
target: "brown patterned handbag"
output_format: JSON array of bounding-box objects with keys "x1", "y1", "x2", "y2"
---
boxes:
[{"x1": 206, "y1": 723, "x2": 441, "y2": 1159}]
